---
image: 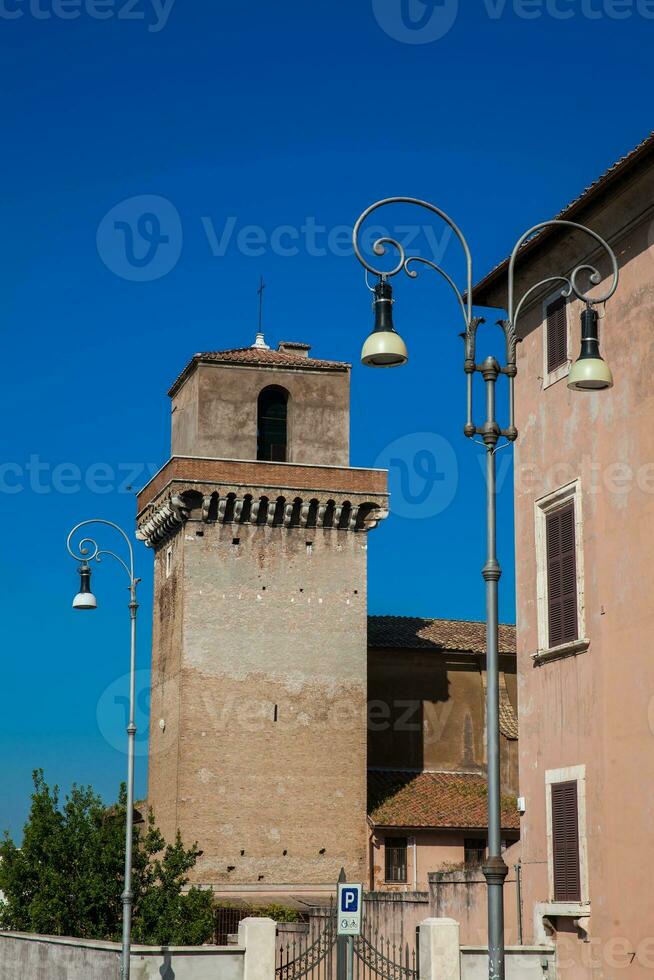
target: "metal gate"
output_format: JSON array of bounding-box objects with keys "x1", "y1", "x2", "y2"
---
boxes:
[
  {"x1": 276, "y1": 910, "x2": 337, "y2": 980},
  {"x1": 352, "y1": 916, "x2": 417, "y2": 979},
  {"x1": 276, "y1": 908, "x2": 417, "y2": 980}
]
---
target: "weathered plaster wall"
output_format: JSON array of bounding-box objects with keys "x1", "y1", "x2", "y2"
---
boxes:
[
  {"x1": 348, "y1": 892, "x2": 430, "y2": 948},
  {"x1": 368, "y1": 649, "x2": 518, "y2": 793},
  {"x1": 170, "y1": 368, "x2": 200, "y2": 461},
  {"x1": 0, "y1": 934, "x2": 245, "y2": 980},
  {"x1": 480, "y1": 190, "x2": 654, "y2": 975},
  {"x1": 516, "y1": 220, "x2": 654, "y2": 974},
  {"x1": 429, "y1": 842, "x2": 523, "y2": 947},
  {"x1": 171, "y1": 362, "x2": 350, "y2": 466},
  {"x1": 370, "y1": 831, "x2": 463, "y2": 894}
]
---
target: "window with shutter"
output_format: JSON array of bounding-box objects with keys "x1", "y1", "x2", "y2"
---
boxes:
[
  {"x1": 385, "y1": 838, "x2": 408, "y2": 883},
  {"x1": 464, "y1": 838, "x2": 486, "y2": 869},
  {"x1": 546, "y1": 296, "x2": 568, "y2": 374},
  {"x1": 551, "y1": 781, "x2": 581, "y2": 902},
  {"x1": 546, "y1": 503, "x2": 578, "y2": 648}
]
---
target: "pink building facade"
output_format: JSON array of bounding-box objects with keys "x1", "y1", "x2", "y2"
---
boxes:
[{"x1": 475, "y1": 134, "x2": 654, "y2": 978}]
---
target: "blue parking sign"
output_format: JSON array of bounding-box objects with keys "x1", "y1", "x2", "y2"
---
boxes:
[{"x1": 337, "y1": 883, "x2": 362, "y2": 936}]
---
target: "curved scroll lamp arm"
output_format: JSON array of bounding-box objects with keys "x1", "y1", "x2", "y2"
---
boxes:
[
  {"x1": 507, "y1": 219, "x2": 619, "y2": 326},
  {"x1": 505, "y1": 220, "x2": 619, "y2": 391},
  {"x1": 352, "y1": 197, "x2": 474, "y2": 329},
  {"x1": 67, "y1": 519, "x2": 137, "y2": 608}
]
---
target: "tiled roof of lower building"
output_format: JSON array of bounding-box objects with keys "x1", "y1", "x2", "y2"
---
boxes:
[
  {"x1": 367, "y1": 616, "x2": 515, "y2": 654},
  {"x1": 368, "y1": 770, "x2": 520, "y2": 831},
  {"x1": 499, "y1": 685, "x2": 519, "y2": 740}
]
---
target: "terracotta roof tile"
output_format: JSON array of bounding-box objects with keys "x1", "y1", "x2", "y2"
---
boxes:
[
  {"x1": 367, "y1": 616, "x2": 515, "y2": 655},
  {"x1": 368, "y1": 770, "x2": 520, "y2": 831},
  {"x1": 196, "y1": 347, "x2": 350, "y2": 370},
  {"x1": 499, "y1": 686, "x2": 518, "y2": 741},
  {"x1": 168, "y1": 345, "x2": 350, "y2": 396}
]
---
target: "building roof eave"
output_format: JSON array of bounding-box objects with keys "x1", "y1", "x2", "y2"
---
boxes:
[
  {"x1": 472, "y1": 132, "x2": 654, "y2": 306},
  {"x1": 168, "y1": 348, "x2": 351, "y2": 397}
]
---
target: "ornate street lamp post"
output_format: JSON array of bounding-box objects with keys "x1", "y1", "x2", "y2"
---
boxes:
[
  {"x1": 352, "y1": 199, "x2": 619, "y2": 980},
  {"x1": 67, "y1": 519, "x2": 140, "y2": 980}
]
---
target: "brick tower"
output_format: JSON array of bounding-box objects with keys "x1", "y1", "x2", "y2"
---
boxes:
[{"x1": 137, "y1": 336, "x2": 388, "y2": 895}]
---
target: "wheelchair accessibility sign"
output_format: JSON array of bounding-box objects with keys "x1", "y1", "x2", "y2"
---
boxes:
[{"x1": 337, "y1": 882, "x2": 362, "y2": 936}]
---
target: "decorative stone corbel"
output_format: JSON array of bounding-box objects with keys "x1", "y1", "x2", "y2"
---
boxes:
[
  {"x1": 575, "y1": 915, "x2": 591, "y2": 942},
  {"x1": 362, "y1": 506, "x2": 389, "y2": 532},
  {"x1": 202, "y1": 494, "x2": 213, "y2": 522}
]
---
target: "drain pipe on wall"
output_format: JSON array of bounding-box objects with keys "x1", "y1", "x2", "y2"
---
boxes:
[
  {"x1": 412, "y1": 837, "x2": 418, "y2": 891},
  {"x1": 515, "y1": 863, "x2": 523, "y2": 945}
]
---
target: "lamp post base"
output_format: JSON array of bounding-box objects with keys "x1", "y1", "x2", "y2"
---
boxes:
[{"x1": 483, "y1": 856, "x2": 509, "y2": 980}]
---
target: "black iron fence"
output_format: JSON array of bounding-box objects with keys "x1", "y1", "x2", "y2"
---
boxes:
[
  {"x1": 276, "y1": 904, "x2": 417, "y2": 980},
  {"x1": 215, "y1": 905, "x2": 252, "y2": 946},
  {"x1": 353, "y1": 918, "x2": 417, "y2": 979}
]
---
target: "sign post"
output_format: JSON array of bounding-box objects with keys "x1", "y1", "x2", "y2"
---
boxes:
[{"x1": 337, "y1": 882, "x2": 362, "y2": 980}]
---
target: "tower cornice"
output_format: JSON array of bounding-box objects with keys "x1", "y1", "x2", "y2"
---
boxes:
[{"x1": 136, "y1": 456, "x2": 389, "y2": 549}]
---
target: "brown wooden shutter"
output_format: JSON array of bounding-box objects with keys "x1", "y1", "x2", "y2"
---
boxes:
[
  {"x1": 551, "y1": 781, "x2": 581, "y2": 902},
  {"x1": 546, "y1": 503, "x2": 578, "y2": 648},
  {"x1": 546, "y1": 296, "x2": 568, "y2": 373}
]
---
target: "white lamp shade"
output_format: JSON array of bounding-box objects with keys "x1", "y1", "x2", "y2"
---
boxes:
[
  {"x1": 567, "y1": 357, "x2": 613, "y2": 391},
  {"x1": 72, "y1": 591, "x2": 97, "y2": 610},
  {"x1": 361, "y1": 330, "x2": 408, "y2": 368}
]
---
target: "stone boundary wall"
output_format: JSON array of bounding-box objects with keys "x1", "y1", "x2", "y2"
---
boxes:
[
  {"x1": 461, "y1": 945, "x2": 556, "y2": 980},
  {"x1": 429, "y1": 843, "x2": 523, "y2": 946},
  {"x1": 0, "y1": 919, "x2": 276, "y2": 980},
  {"x1": 419, "y1": 921, "x2": 556, "y2": 980},
  {"x1": 364, "y1": 891, "x2": 430, "y2": 946}
]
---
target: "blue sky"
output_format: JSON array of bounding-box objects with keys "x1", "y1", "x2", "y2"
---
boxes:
[{"x1": 1, "y1": 0, "x2": 651, "y2": 838}]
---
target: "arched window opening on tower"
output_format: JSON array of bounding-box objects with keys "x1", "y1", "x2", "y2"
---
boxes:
[{"x1": 257, "y1": 386, "x2": 289, "y2": 462}]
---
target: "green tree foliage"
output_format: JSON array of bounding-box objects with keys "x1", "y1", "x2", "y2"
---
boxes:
[{"x1": 0, "y1": 771, "x2": 214, "y2": 945}]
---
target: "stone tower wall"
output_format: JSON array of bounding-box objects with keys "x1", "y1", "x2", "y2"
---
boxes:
[
  {"x1": 148, "y1": 520, "x2": 370, "y2": 886},
  {"x1": 142, "y1": 344, "x2": 388, "y2": 890}
]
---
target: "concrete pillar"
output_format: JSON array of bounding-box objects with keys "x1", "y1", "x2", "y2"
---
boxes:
[
  {"x1": 239, "y1": 917, "x2": 277, "y2": 980},
  {"x1": 418, "y1": 917, "x2": 461, "y2": 980}
]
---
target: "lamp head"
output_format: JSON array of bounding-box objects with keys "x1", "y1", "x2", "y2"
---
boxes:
[
  {"x1": 72, "y1": 562, "x2": 97, "y2": 610},
  {"x1": 568, "y1": 306, "x2": 613, "y2": 391},
  {"x1": 361, "y1": 277, "x2": 408, "y2": 368}
]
